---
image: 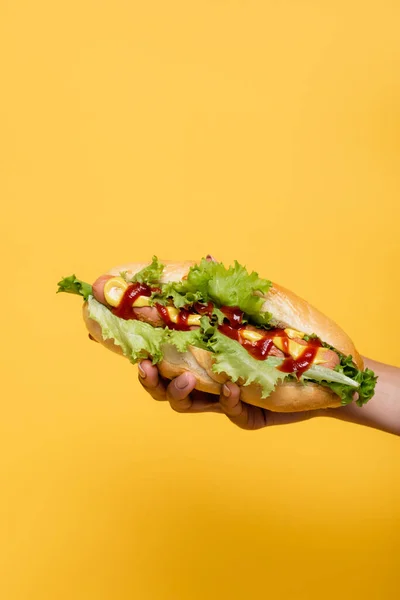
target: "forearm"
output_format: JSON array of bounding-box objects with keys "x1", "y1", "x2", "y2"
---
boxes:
[{"x1": 324, "y1": 358, "x2": 400, "y2": 436}]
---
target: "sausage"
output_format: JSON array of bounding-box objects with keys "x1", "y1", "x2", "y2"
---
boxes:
[
  {"x1": 316, "y1": 348, "x2": 340, "y2": 369},
  {"x1": 92, "y1": 274, "x2": 165, "y2": 327},
  {"x1": 269, "y1": 346, "x2": 285, "y2": 358},
  {"x1": 242, "y1": 327, "x2": 286, "y2": 357},
  {"x1": 293, "y1": 336, "x2": 340, "y2": 368},
  {"x1": 92, "y1": 274, "x2": 113, "y2": 305},
  {"x1": 132, "y1": 307, "x2": 165, "y2": 327},
  {"x1": 92, "y1": 275, "x2": 340, "y2": 369}
]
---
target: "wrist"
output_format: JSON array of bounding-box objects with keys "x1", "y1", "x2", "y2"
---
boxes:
[{"x1": 319, "y1": 357, "x2": 400, "y2": 436}]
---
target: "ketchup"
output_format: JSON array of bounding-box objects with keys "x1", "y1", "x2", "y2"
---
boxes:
[
  {"x1": 218, "y1": 307, "x2": 272, "y2": 359},
  {"x1": 112, "y1": 283, "x2": 152, "y2": 320},
  {"x1": 238, "y1": 328, "x2": 285, "y2": 361},
  {"x1": 279, "y1": 337, "x2": 322, "y2": 378},
  {"x1": 155, "y1": 304, "x2": 191, "y2": 331},
  {"x1": 218, "y1": 323, "x2": 240, "y2": 341},
  {"x1": 193, "y1": 301, "x2": 213, "y2": 316},
  {"x1": 217, "y1": 306, "x2": 243, "y2": 341},
  {"x1": 241, "y1": 336, "x2": 276, "y2": 360},
  {"x1": 113, "y1": 287, "x2": 322, "y2": 376},
  {"x1": 221, "y1": 306, "x2": 244, "y2": 328},
  {"x1": 217, "y1": 304, "x2": 322, "y2": 377}
]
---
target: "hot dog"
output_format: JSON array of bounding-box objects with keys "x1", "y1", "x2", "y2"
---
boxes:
[{"x1": 57, "y1": 256, "x2": 377, "y2": 412}]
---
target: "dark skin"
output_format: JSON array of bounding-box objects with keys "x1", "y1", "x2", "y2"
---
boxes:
[
  {"x1": 89, "y1": 253, "x2": 399, "y2": 434},
  {"x1": 137, "y1": 360, "x2": 318, "y2": 430},
  {"x1": 138, "y1": 357, "x2": 400, "y2": 435}
]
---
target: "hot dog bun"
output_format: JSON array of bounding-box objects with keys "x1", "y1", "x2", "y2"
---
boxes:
[{"x1": 83, "y1": 260, "x2": 363, "y2": 412}]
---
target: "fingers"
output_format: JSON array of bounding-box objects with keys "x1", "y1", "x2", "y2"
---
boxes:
[
  {"x1": 138, "y1": 363, "x2": 316, "y2": 429},
  {"x1": 166, "y1": 372, "x2": 197, "y2": 411},
  {"x1": 219, "y1": 382, "x2": 268, "y2": 430},
  {"x1": 166, "y1": 374, "x2": 221, "y2": 413},
  {"x1": 219, "y1": 382, "x2": 242, "y2": 416},
  {"x1": 138, "y1": 360, "x2": 167, "y2": 401},
  {"x1": 219, "y1": 382, "x2": 252, "y2": 427},
  {"x1": 219, "y1": 383, "x2": 318, "y2": 429},
  {"x1": 188, "y1": 390, "x2": 222, "y2": 413},
  {"x1": 138, "y1": 362, "x2": 222, "y2": 414}
]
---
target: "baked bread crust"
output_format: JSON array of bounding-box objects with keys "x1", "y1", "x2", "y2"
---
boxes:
[{"x1": 83, "y1": 260, "x2": 361, "y2": 412}]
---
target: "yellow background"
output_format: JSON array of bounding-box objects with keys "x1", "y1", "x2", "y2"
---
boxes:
[{"x1": 1, "y1": 1, "x2": 399, "y2": 598}]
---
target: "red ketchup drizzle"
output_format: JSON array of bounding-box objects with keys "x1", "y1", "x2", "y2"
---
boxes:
[
  {"x1": 220, "y1": 306, "x2": 244, "y2": 328},
  {"x1": 193, "y1": 301, "x2": 213, "y2": 316},
  {"x1": 112, "y1": 283, "x2": 152, "y2": 320},
  {"x1": 279, "y1": 337, "x2": 322, "y2": 378},
  {"x1": 218, "y1": 323, "x2": 240, "y2": 341},
  {"x1": 241, "y1": 335, "x2": 276, "y2": 360},
  {"x1": 218, "y1": 306, "x2": 279, "y2": 360},
  {"x1": 155, "y1": 304, "x2": 191, "y2": 331},
  {"x1": 218, "y1": 306, "x2": 244, "y2": 342},
  {"x1": 217, "y1": 305, "x2": 322, "y2": 377},
  {"x1": 240, "y1": 328, "x2": 287, "y2": 361}
]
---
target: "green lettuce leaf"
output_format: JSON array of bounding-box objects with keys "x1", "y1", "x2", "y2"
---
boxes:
[
  {"x1": 205, "y1": 328, "x2": 364, "y2": 399},
  {"x1": 200, "y1": 316, "x2": 217, "y2": 338},
  {"x1": 167, "y1": 329, "x2": 208, "y2": 353},
  {"x1": 301, "y1": 363, "x2": 359, "y2": 388},
  {"x1": 88, "y1": 296, "x2": 167, "y2": 364},
  {"x1": 87, "y1": 297, "x2": 208, "y2": 363},
  {"x1": 57, "y1": 275, "x2": 93, "y2": 301},
  {"x1": 301, "y1": 336, "x2": 377, "y2": 405},
  {"x1": 161, "y1": 259, "x2": 272, "y2": 323},
  {"x1": 327, "y1": 355, "x2": 377, "y2": 406},
  {"x1": 185, "y1": 259, "x2": 272, "y2": 320},
  {"x1": 207, "y1": 331, "x2": 288, "y2": 398},
  {"x1": 59, "y1": 266, "x2": 377, "y2": 407},
  {"x1": 211, "y1": 306, "x2": 225, "y2": 325},
  {"x1": 317, "y1": 381, "x2": 355, "y2": 405},
  {"x1": 125, "y1": 257, "x2": 272, "y2": 325},
  {"x1": 130, "y1": 256, "x2": 164, "y2": 284},
  {"x1": 155, "y1": 283, "x2": 204, "y2": 309},
  {"x1": 201, "y1": 316, "x2": 370, "y2": 400}
]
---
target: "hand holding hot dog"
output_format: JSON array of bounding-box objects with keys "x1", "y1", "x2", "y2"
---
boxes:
[
  {"x1": 137, "y1": 359, "x2": 317, "y2": 429},
  {"x1": 58, "y1": 256, "x2": 377, "y2": 413}
]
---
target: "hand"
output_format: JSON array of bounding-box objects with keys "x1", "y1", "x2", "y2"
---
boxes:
[{"x1": 138, "y1": 360, "x2": 317, "y2": 430}]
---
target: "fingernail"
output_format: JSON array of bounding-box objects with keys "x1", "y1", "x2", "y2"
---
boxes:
[
  {"x1": 223, "y1": 384, "x2": 231, "y2": 397},
  {"x1": 176, "y1": 373, "x2": 190, "y2": 390},
  {"x1": 138, "y1": 364, "x2": 146, "y2": 379}
]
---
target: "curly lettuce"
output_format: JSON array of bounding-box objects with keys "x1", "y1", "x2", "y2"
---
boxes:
[
  {"x1": 317, "y1": 355, "x2": 377, "y2": 406},
  {"x1": 204, "y1": 326, "x2": 365, "y2": 400},
  {"x1": 87, "y1": 296, "x2": 168, "y2": 364},
  {"x1": 167, "y1": 329, "x2": 208, "y2": 353},
  {"x1": 129, "y1": 255, "x2": 164, "y2": 284},
  {"x1": 154, "y1": 283, "x2": 204, "y2": 309},
  {"x1": 57, "y1": 264, "x2": 377, "y2": 407},
  {"x1": 304, "y1": 336, "x2": 378, "y2": 406},
  {"x1": 158, "y1": 258, "x2": 272, "y2": 324},
  {"x1": 207, "y1": 330, "x2": 288, "y2": 398},
  {"x1": 57, "y1": 275, "x2": 93, "y2": 301}
]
